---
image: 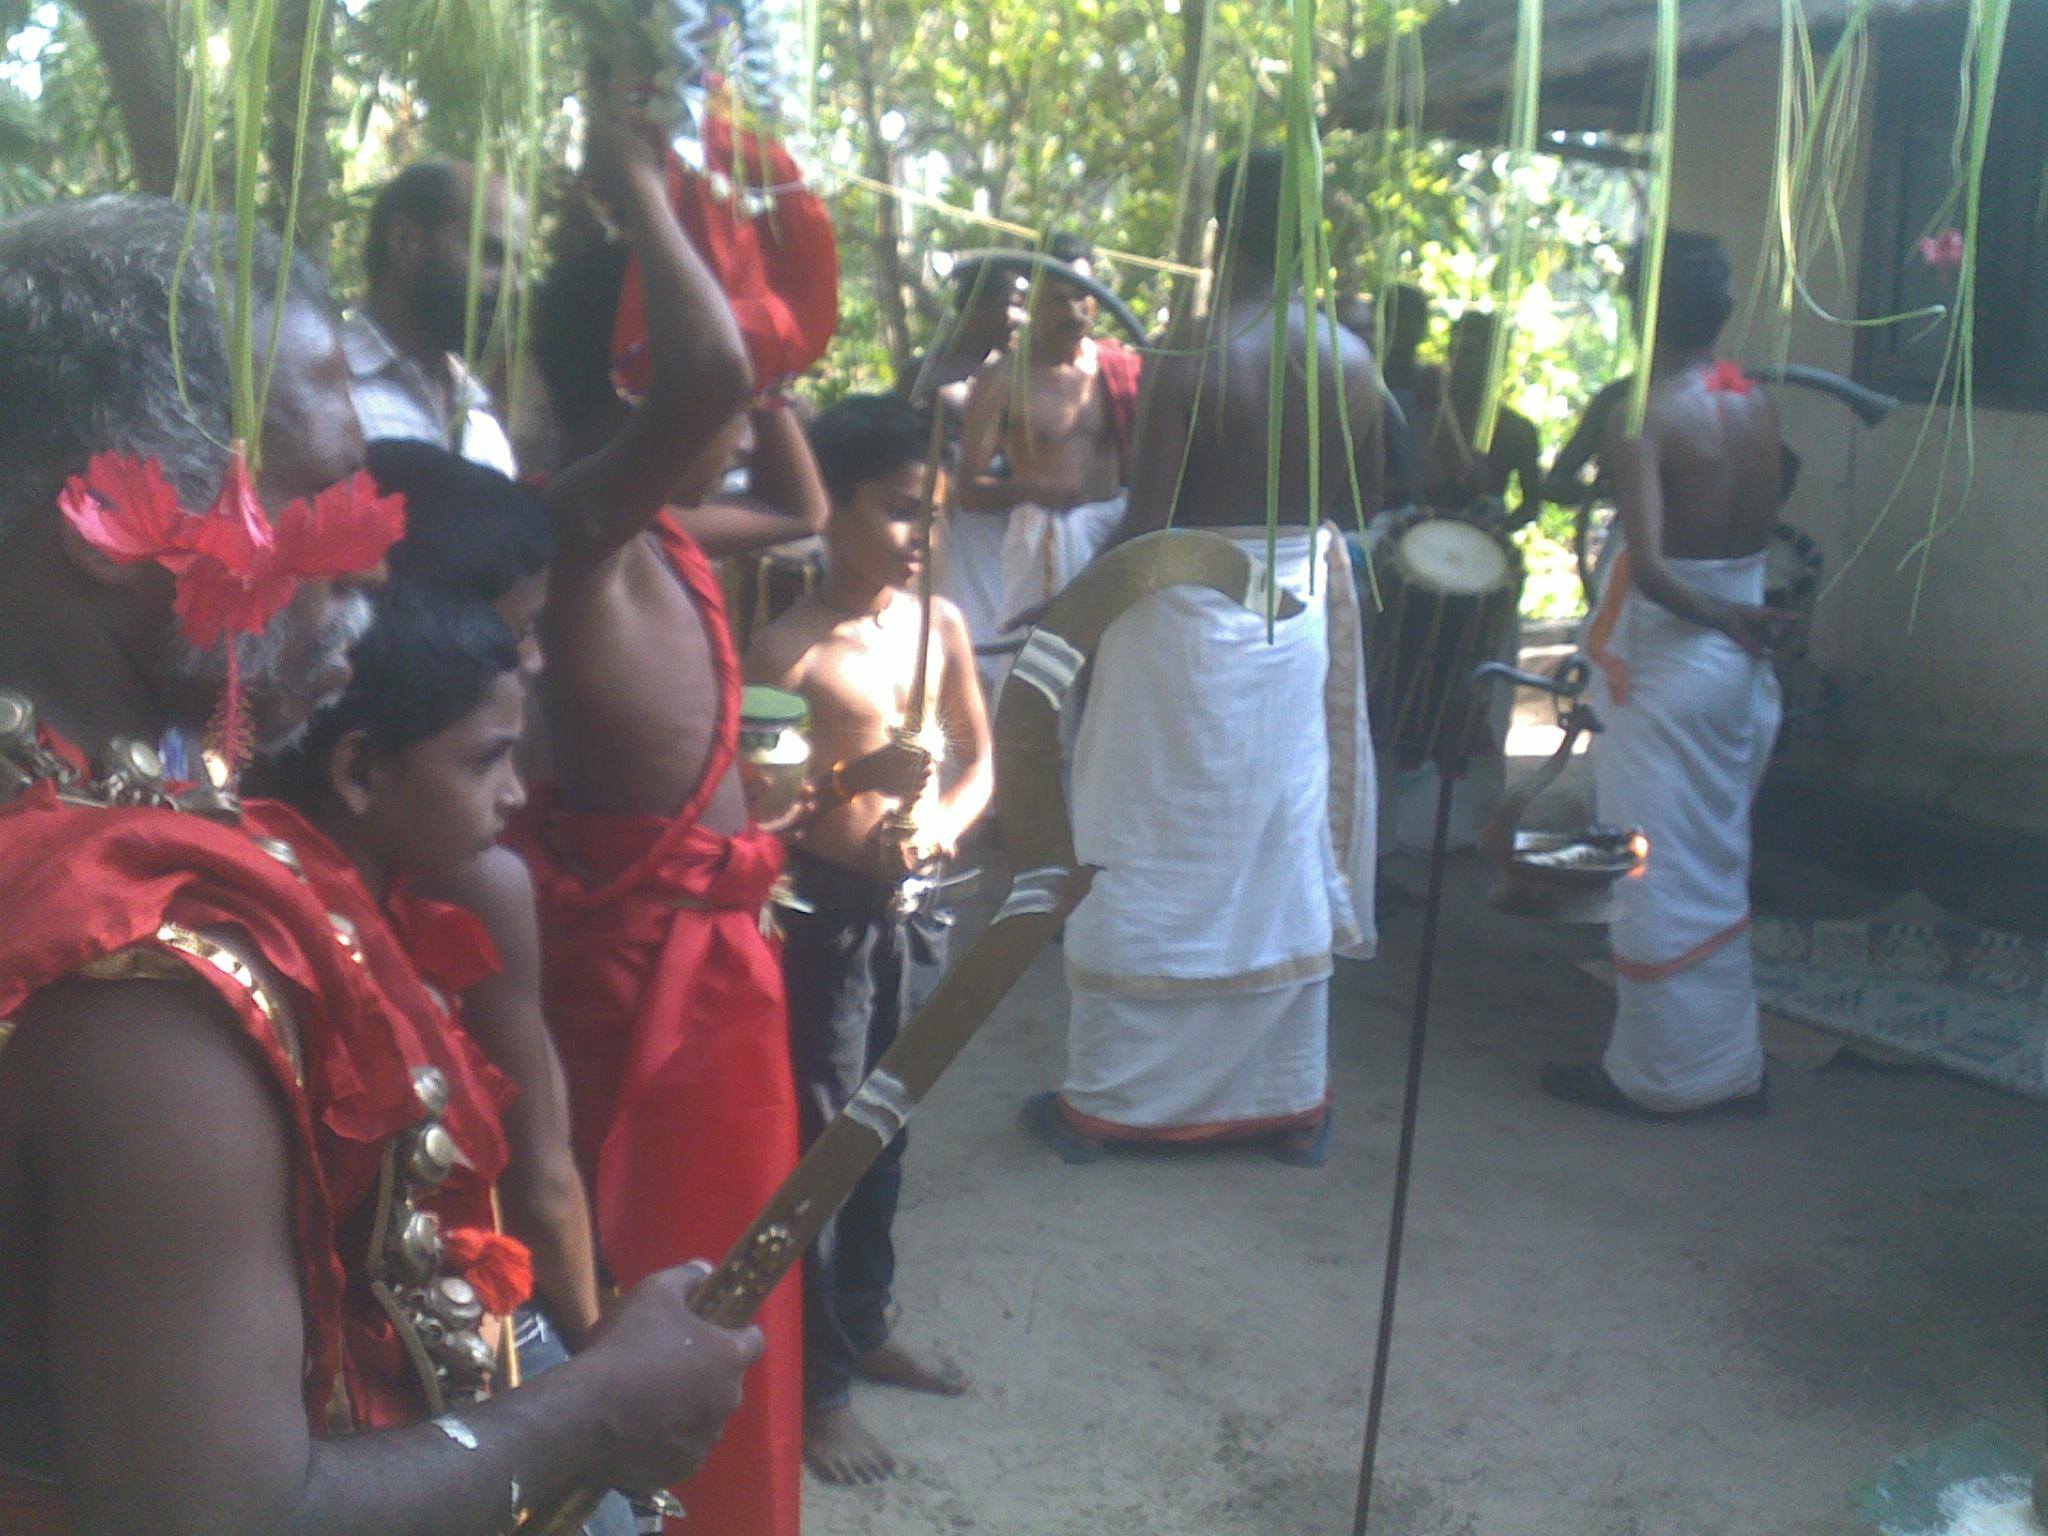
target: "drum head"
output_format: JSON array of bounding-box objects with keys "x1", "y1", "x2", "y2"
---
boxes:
[{"x1": 1392, "y1": 518, "x2": 1515, "y2": 597}]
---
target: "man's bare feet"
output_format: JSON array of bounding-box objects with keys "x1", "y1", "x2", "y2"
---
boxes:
[
  {"x1": 805, "y1": 1403, "x2": 897, "y2": 1485},
  {"x1": 856, "y1": 1336, "x2": 969, "y2": 1396}
]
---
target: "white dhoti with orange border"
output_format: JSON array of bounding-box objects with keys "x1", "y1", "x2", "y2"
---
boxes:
[
  {"x1": 1057, "y1": 525, "x2": 1376, "y2": 1142},
  {"x1": 1587, "y1": 547, "x2": 1782, "y2": 1110}
]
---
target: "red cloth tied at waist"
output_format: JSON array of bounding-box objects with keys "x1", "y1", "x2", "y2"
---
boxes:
[
  {"x1": 512, "y1": 800, "x2": 786, "y2": 1241},
  {"x1": 511, "y1": 802, "x2": 801, "y2": 1536}
]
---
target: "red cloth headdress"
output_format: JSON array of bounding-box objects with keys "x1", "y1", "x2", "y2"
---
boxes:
[{"x1": 610, "y1": 108, "x2": 839, "y2": 395}]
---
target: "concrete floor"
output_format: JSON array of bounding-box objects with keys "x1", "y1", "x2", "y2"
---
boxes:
[{"x1": 805, "y1": 844, "x2": 2048, "y2": 1536}]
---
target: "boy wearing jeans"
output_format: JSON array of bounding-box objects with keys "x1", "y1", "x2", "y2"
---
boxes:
[{"x1": 746, "y1": 395, "x2": 993, "y2": 1485}]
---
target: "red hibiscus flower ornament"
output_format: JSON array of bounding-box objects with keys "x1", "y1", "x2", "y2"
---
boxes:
[
  {"x1": 57, "y1": 445, "x2": 405, "y2": 650},
  {"x1": 1703, "y1": 360, "x2": 1755, "y2": 396},
  {"x1": 1916, "y1": 228, "x2": 1966, "y2": 275},
  {"x1": 441, "y1": 1227, "x2": 535, "y2": 1315}
]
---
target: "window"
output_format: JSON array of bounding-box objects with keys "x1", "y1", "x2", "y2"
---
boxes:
[{"x1": 1858, "y1": 3, "x2": 2048, "y2": 406}]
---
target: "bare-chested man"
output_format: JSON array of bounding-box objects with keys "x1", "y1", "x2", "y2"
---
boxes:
[
  {"x1": 1543, "y1": 230, "x2": 1794, "y2": 1120},
  {"x1": 1422, "y1": 309, "x2": 1545, "y2": 532},
  {"x1": 902, "y1": 256, "x2": 1027, "y2": 449},
  {"x1": 1023, "y1": 151, "x2": 1381, "y2": 1166},
  {"x1": 0, "y1": 194, "x2": 756, "y2": 1535},
  {"x1": 1377, "y1": 281, "x2": 1437, "y2": 509},
  {"x1": 746, "y1": 393, "x2": 992, "y2": 1486},
  {"x1": 953, "y1": 234, "x2": 1141, "y2": 670},
  {"x1": 511, "y1": 103, "x2": 825, "y2": 1536}
]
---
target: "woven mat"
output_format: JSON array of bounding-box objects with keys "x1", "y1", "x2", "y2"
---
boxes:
[{"x1": 1574, "y1": 895, "x2": 2048, "y2": 1100}]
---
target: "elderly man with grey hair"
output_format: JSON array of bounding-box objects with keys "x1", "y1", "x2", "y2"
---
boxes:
[{"x1": 0, "y1": 196, "x2": 760, "y2": 1535}]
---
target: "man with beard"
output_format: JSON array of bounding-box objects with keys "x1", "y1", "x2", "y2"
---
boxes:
[
  {"x1": 0, "y1": 195, "x2": 760, "y2": 1534},
  {"x1": 348, "y1": 159, "x2": 526, "y2": 473}
]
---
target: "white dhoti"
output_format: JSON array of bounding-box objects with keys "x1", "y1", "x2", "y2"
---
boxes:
[
  {"x1": 1059, "y1": 525, "x2": 1377, "y2": 1141},
  {"x1": 999, "y1": 493, "x2": 1127, "y2": 635},
  {"x1": 938, "y1": 506, "x2": 1015, "y2": 699},
  {"x1": 1587, "y1": 548, "x2": 1782, "y2": 1110}
]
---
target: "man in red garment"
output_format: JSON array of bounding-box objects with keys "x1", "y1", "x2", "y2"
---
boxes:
[
  {"x1": 0, "y1": 196, "x2": 758, "y2": 1534},
  {"x1": 516, "y1": 106, "x2": 823, "y2": 1536}
]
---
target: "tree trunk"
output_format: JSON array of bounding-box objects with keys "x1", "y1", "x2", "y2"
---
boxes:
[
  {"x1": 846, "y1": 0, "x2": 914, "y2": 378},
  {"x1": 266, "y1": 0, "x2": 338, "y2": 263},
  {"x1": 75, "y1": 0, "x2": 178, "y2": 196}
]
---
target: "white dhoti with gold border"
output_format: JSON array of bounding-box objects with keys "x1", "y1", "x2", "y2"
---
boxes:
[{"x1": 1059, "y1": 525, "x2": 1376, "y2": 1141}]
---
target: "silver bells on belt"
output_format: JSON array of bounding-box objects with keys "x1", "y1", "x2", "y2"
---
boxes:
[{"x1": 0, "y1": 690, "x2": 239, "y2": 821}]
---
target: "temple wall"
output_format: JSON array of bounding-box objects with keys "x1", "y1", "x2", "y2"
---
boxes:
[{"x1": 1668, "y1": 35, "x2": 2048, "y2": 833}]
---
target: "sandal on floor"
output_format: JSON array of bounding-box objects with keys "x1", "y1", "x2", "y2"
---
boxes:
[
  {"x1": 1023, "y1": 1091, "x2": 1106, "y2": 1165},
  {"x1": 1541, "y1": 1061, "x2": 1768, "y2": 1121}
]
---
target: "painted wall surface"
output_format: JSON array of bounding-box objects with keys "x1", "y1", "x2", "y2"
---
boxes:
[{"x1": 1666, "y1": 35, "x2": 2048, "y2": 831}]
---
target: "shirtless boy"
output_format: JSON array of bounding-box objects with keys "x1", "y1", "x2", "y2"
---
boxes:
[
  {"x1": 953, "y1": 235, "x2": 1140, "y2": 652},
  {"x1": 745, "y1": 394, "x2": 994, "y2": 1486},
  {"x1": 512, "y1": 99, "x2": 824, "y2": 1536}
]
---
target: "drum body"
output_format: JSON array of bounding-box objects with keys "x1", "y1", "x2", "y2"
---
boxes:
[
  {"x1": 1367, "y1": 511, "x2": 1523, "y2": 768},
  {"x1": 721, "y1": 536, "x2": 825, "y2": 655}
]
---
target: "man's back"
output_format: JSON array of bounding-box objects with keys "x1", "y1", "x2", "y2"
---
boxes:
[
  {"x1": 1642, "y1": 367, "x2": 1781, "y2": 560},
  {"x1": 1146, "y1": 298, "x2": 1382, "y2": 530}
]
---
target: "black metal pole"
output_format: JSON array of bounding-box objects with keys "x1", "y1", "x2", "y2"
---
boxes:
[{"x1": 1350, "y1": 755, "x2": 1459, "y2": 1535}]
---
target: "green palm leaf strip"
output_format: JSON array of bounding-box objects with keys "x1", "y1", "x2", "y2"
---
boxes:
[
  {"x1": 1474, "y1": 0, "x2": 1540, "y2": 456},
  {"x1": 1625, "y1": 0, "x2": 1678, "y2": 436},
  {"x1": 1829, "y1": 0, "x2": 2008, "y2": 620},
  {"x1": 1264, "y1": 0, "x2": 1320, "y2": 631}
]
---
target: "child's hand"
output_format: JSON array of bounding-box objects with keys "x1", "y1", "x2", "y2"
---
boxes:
[
  {"x1": 755, "y1": 783, "x2": 817, "y2": 838},
  {"x1": 883, "y1": 827, "x2": 948, "y2": 876},
  {"x1": 846, "y1": 739, "x2": 934, "y2": 801},
  {"x1": 582, "y1": 102, "x2": 669, "y2": 215}
]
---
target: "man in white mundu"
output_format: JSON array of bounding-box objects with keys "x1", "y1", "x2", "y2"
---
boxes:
[
  {"x1": 953, "y1": 236, "x2": 1141, "y2": 694},
  {"x1": 1546, "y1": 232, "x2": 1793, "y2": 1118},
  {"x1": 1023, "y1": 152, "x2": 1382, "y2": 1166}
]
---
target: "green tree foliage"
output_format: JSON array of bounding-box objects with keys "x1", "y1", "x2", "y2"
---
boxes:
[
  {"x1": 1, "y1": 0, "x2": 1638, "y2": 481},
  {"x1": 0, "y1": 3, "x2": 130, "y2": 208}
]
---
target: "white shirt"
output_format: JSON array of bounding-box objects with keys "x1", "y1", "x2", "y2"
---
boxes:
[{"x1": 341, "y1": 310, "x2": 517, "y2": 477}]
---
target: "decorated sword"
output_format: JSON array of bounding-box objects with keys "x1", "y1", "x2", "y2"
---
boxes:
[
  {"x1": 880, "y1": 404, "x2": 952, "y2": 850},
  {"x1": 519, "y1": 530, "x2": 1300, "y2": 1534}
]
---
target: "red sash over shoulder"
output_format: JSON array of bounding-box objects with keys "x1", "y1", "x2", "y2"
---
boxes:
[
  {"x1": 1097, "y1": 336, "x2": 1144, "y2": 470},
  {"x1": 507, "y1": 515, "x2": 801, "y2": 1536},
  {"x1": 0, "y1": 786, "x2": 511, "y2": 1436}
]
